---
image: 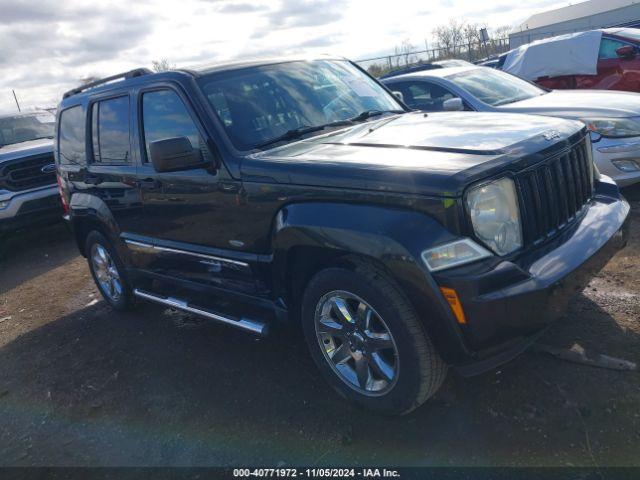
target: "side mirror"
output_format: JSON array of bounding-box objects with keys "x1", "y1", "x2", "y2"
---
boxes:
[
  {"x1": 443, "y1": 97, "x2": 464, "y2": 112},
  {"x1": 392, "y1": 91, "x2": 404, "y2": 102},
  {"x1": 616, "y1": 45, "x2": 636, "y2": 59},
  {"x1": 149, "y1": 137, "x2": 203, "y2": 173}
]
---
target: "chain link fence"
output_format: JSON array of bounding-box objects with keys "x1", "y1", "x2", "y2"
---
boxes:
[{"x1": 356, "y1": 38, "x2": 510, "y2": 77}]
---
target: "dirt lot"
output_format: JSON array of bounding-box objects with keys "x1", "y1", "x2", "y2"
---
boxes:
[{"x1": 0, "y1": 188, "x2": 639, "y2": 468}]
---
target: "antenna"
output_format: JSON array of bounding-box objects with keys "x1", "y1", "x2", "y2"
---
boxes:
[{"x1": 12, "y1": 90, "x2": 21, "y2": 112}]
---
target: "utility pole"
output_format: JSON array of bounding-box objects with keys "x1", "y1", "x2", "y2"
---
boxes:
[{"x1": 12, "y1": 90, "x2": 21, "y2": 112}]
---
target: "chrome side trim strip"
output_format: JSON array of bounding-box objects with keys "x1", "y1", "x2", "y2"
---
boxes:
[
  {"x1": 133, "y1": 289, "x2": 268, "y2": 336},
  {"x1": 124, "y1": 239, "x2": 249, "y2": 267}
]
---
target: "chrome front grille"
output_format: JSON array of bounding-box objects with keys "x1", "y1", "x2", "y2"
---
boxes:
[
  {"x1": 0, "y1": 153, "x2": 56, "y2": 192},
  {"x1": 516, "y1": 137, "x2": 594, "y2": 245}
]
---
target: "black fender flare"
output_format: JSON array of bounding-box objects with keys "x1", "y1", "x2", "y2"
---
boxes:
[
  {"x1": 271, "y1": 202, "x2": 473, "y2": 364},
  {"x1": 68, "y1": 192, "x2": 128, "y2": 260}
]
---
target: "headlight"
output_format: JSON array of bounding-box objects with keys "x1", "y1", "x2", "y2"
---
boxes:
[
  {"x1": 466, "y1": 177, "x2": 522, "y2": 256},
  {"x1": 582, "y1": 118, "x2": 640, "y2": 138}
]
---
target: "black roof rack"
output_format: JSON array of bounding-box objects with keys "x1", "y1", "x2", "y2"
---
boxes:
[{"x1": 63, "y1": 68, "x2": 153, "y2": 99}]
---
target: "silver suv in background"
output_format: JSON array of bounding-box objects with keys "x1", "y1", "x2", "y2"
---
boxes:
[
  {"x1": 0, "y1": 111, "x2": 61, "y2": 240},
  {"x1": 382, "y1": 65, "x2": 640, "y2": 187}
]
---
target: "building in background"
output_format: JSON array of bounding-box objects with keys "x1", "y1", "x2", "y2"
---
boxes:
[{"x1": 510, "y1": 0, "x2": 640, "y2": 48}]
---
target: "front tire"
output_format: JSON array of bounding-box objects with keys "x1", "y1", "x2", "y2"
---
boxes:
[
  {"x1": 85, "y1": 231, "x2": 134, "y2": 311},
  {"x1": 301, "y1": 262, "x2": 447, "y2": 415}
]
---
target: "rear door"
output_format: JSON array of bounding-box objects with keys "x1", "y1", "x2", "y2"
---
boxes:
[
  {"x1": 84, "y1": 94, "x2": 140, "y2": 232},
  {"x1": 124, "y1": 86, "x2": 257, "y2": 295}
]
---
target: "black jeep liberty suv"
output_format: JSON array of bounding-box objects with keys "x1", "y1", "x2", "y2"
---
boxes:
[{"x1": 56, "y1": 57, "x2": 629, "y2": 414}]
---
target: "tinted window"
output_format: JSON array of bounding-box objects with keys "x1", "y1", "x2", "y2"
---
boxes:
[
  {"x1": 92, "y1": 96, "x2": 130, "y2": 164},
  {"x1": 142, "y1": 90, "x2": 202, "y2": 162},
  {"x1": 199, "y1": 60, "x2": 402, "y2": 150},
  {"x1": 58, "y1": 106, "x2": 86, "y2": 165},
  {"x1": 599, "y1": 38, "x2": 628, "y2": 59},
  {"x1": 0, "y1": 112, "x2": 55, "y2": 147},
  {"x1": 391, "y1": 81, "x2": 455, "y2": 111}
]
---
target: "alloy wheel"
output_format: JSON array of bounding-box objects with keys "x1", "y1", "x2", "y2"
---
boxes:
[
  {"x1": 90, "y1": 243, "x2": 123, "y2": 302},
  {"x1": 314, "y1": 290, "x2": 399, "y2": 396}
]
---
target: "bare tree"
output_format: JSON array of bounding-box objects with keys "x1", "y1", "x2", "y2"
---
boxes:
[
  {"x1": 393, "y1": 38, "x2": 417, "y2": 66},
  {"x1": 432, "y1": 24, "x2": 454, "y2": 58},
  {"x1": 463, "y1": 23, "x2": 482, "y2": 60},
  {"x1": 491, "y1": 25, "x2": 512, "y2": 40},
  {"x1": 152, "y1": 59, "x2": 176, "y2": 72},
  {"x1": 463, "y1": 23, "x2": 481, "y2": 46},
  {"x1": 433, "y1": 19, "x2": 465, "y2": 58}
]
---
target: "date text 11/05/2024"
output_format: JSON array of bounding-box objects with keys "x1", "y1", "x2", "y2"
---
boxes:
[{"x1": 233, "y1": 468, "x2": 401, "y2": 478}]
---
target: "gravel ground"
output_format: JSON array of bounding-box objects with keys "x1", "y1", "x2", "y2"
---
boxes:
[{"x1": 0, "y1": 187, "x2": 638, "y2": 467}]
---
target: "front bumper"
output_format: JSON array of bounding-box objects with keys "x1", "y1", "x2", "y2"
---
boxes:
[
  {"x1": 434, "y1": 177, "x2": 630, "y2": 375},
  {"x1": 593, "y1": 136, "x2": 640, "y2": 187},
  {"x1": 0, "y1": 185, "x2": 62, "y2": 234}
]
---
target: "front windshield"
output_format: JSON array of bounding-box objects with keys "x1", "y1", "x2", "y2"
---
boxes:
[
  {"x1": 447, "y1": 68, "x2": 545, "y2": 106},
  {"x1": 0, "y1": 112, "x2": 55, "y2": 147},
  {"x1": 198, "y1": 60, "x2": 402, "y2": 150}
]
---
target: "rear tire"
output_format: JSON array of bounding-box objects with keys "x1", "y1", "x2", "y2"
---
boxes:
[
  {"x1": 85, "y1": 231, "x2": 134, "y2": 311},
  {"x1": 301, "y1": 262, "x2": 447, "y2": 415}
]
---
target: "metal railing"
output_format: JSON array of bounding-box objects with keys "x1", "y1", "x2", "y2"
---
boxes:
[{"x1": 356, "y1": 38, "x2": 510, "y2": 77}]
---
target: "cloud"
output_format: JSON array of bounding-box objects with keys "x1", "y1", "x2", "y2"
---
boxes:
[
  {"x1": 0, "y1": 0, "x2": 576, "y2": 111},
  {"x1": 265, "y1": 0, "x2": 349, "y2": 28},
  {"x1": 216, "y1": 2, "x2": 270, "y2": 14}
]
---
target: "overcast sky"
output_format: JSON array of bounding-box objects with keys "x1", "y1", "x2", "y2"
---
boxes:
[{"x1": 0, "y1": 0, "x2": 570, "y2": 112}]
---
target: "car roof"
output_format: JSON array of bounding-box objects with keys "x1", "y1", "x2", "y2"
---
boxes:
[
  {"x1": 381, "y1": 65, "x2": 478, "y2": 82},
  {"x1": 60, "y1": 54, "x2": 347, "y2": 103},
  {"x1": 181, "y1": 54, "x2": 345, "y2": 76}
]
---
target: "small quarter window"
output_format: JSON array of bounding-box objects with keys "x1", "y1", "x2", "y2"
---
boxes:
[
  {"x1": 58, "y1": 105, "x2": 86, "y2": 165},
  {"x1": 91, "y1": 96, "x2": 131, "y2": 164}
]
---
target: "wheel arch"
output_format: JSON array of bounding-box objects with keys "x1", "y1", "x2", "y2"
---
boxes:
[
  {"x1": 69, "y1": 192, "x2": 125, "y2": 259},
  {"x1": 270, "y1": 202, "x2": 473, "y2": 364}
]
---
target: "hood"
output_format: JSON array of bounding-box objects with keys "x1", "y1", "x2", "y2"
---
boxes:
[
  {"x1": 498, "y1": 90, "x2": 640, "y2": 119},
  {"x1": 0, "y1": 138, "x2": 53, "y2": 163},
  {"x1": 243, "y1": 112, "x2": 584, "y2": 197}
]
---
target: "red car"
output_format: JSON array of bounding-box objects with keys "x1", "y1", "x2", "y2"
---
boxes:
[{"x1": 535, "y1": 28, "x2": 640, "y2": 92}]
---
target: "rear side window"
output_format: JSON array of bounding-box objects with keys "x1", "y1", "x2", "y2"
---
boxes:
[
  {"x1": 141, "y1": 90, "x2": 202, "y2": 162},
  {"x1": 599, "y1": 38, "x2": 628, "y2": 59},
  {"x1": 91, "y1": 96, "x2": 131, "y2": 164},
  {"x1": 58, "y1": 106, "x2": 86, "y2": 165}
]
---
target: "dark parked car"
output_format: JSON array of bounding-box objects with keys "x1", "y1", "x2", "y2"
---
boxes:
[
  {"x1": 0, "y1": 111, "x2": 61, "y2": 240},
  {"x1": 379, "y1": 59, "x2": 472, "y2": 79},
  {"x1": 56, "y1": 57, "x2": 629, "y2": 414}
]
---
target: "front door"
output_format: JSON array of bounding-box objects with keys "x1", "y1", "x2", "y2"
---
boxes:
[{"x1": 125, "y1": 87, "x2": 256, "y2": 295}]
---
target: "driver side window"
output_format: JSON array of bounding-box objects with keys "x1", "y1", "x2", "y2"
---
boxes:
[{"x1": 391, "y1": 81, "x2": 455, "y2": 112}]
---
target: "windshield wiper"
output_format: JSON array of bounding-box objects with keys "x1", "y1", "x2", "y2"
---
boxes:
[
  {"x1": 347, "y1": 109, "x2": 404, "y2": 122},
  {"x1": 254, "y1": 111, "x2": 404, "y2": 149},
  {"x1": 254, "y1": 120, "x2": 354, "y2": 149}
]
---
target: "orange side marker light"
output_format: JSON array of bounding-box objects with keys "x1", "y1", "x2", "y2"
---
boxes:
[{"x1": 440, "y1": 287, "x2": 467, "y2": 325}]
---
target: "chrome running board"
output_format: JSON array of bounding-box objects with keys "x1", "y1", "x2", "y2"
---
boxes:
[{"x1": 133, "y1": 289, "x2": 269, "y2": 336}]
